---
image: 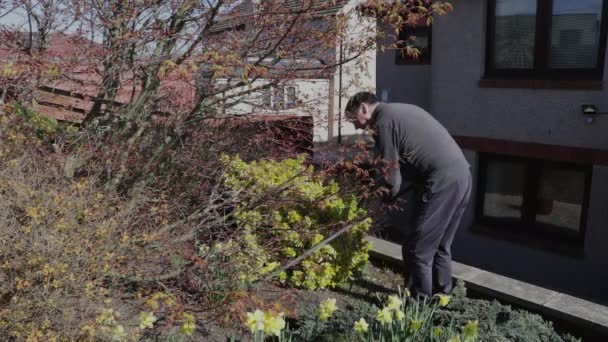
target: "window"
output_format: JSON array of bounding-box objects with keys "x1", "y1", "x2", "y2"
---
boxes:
[
  {"x1": 485, "y1": 0, "x2": 608, "y2": 79},
  {"x1": 396, "y1": 24, "x2": 432, "y2": 64},
  {"x1": 285, "y1": 86, "x2": 297, "y2": 108},
  {"x1": 477, "y1": 154, "x2": 591, "y2": 248},
  {"x1": 261, "y1": 87, "x2": 272, "y2": 108},
  {"x1": 20, "y1": 32, "x2": 43, "y2": 51},
  {"x1": 272, "y1": 86, "x2": 285, "y2": 110},
  {"x1": 260, "y1": 85, "x2": 298, "y2": 110}
]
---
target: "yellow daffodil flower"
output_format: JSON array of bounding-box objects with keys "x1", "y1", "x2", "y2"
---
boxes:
[
  {"x1": 353, "y1": 318, "x2": 369, "y2": 333},
  {"x1": 437, "y1": 294, "x2": 451, "y2": 307},
  {"x1": 386, "y1": 295, "x2": 402, "y2": 311},
  {"x1": 318, "y1": 298, "x2": 337, "y2": 321},
  {"x1": 246, "y1": 309, "x2": 265, "y2": 332},
  {"x1": 376, "y1": 307, "x2": 393, "y2": 325},
  {"x1": 181, "y1": 321, "x2": 196, "y2": 336},
  {"x1": 462, "y1": 320, "x2": 479, "y2": 341},
  {"x1": 139, "y1": 312, "x2": 157, "y2": 330},
  {"x1": 112, "y1": 325, "x2": 127, "y2": 340},
  {"x1": 409, "y1": 319, "x2": 422, "y2": 333},
  {"x1": 263, "y1": 312, "x2": 286, "y2": 337},
  {"x1": 447, "y1": 336, "x2": 462, "y2": 342}
]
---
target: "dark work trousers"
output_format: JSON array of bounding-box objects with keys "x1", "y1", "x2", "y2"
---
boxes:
[{"x1": 402, "y1": 171, "x2": 472, "y2": 298}]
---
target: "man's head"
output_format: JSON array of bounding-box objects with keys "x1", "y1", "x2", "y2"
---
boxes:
[{"x1": 345, "y1": 91, "x2": 380, "y2": 130}]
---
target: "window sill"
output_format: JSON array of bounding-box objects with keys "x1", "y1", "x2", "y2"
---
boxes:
[
  {"x1": 470, "y1": 223, "x2": 585, "y2": 258},
  {"x1": 395, "y1": 60, "x2": 431, "y2": 66},
  {"x1": 478, "y1": 79, "x2": 603, "y2": 90}
]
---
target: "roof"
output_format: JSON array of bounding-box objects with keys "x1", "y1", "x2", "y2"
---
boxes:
[
  {"x1": 0, "y1": 32, "x2": 101, "y2": 61},
  {"x1": 1, "y1": 32, "x2": 197, "y2": 116},
  {"x1": 210, "y1": 0, "x2": 349, "y2": 33}
]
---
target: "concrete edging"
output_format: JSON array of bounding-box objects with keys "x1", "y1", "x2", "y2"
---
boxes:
[{"x1": 365, "y1": 236, "x2": 608, "y2": 335}]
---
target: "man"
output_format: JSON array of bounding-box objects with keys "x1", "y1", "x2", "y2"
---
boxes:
[{"x1": 345, "y1": 91, "x2": 471, "y2": 298}]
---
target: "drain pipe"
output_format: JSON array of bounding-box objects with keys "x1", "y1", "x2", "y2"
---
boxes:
[{"x1": 337, "y1": 39, "x2": 343, "y2": 145}]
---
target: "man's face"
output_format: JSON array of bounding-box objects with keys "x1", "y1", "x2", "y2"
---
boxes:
[{"x1": 349, "y1": 104, "x2": 371, "y2": 130}]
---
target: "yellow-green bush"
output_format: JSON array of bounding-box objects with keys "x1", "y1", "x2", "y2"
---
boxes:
[{"x1": 210, "y1": 155, "x2": 372, "y2": 290}]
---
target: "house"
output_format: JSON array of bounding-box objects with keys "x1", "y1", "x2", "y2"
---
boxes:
[
  {"x1": 0, "y1": 32, "x2": 198, "y2": 122},
  {"x1": 374, "y1": 0, "x2": 608, "y2": 305},
  {"x1": 207, "y1": 0, "x2": 376, "y2": 143}
]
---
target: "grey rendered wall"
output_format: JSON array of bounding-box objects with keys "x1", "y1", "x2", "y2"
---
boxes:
[
  {"x1": 376, "y1": 23, "x2": 431, "y2": 110},
  {"x1": 431, "y1": 0, "x2": 608, "y2": 149},
  {"x1": 430, "y1": 0, "x2": 608, "y2": 304}
]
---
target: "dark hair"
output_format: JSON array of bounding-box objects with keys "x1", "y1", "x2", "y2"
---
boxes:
[{"x1": 345, "y1": 91, "x2": 380, "y2": 118}]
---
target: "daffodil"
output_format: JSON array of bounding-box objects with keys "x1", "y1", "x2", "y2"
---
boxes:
[
  {"x1": 409, "y1": 319, "x2": 422, "y2": 333},
  {"x1": 181, "y1": 321, "x2": 196, "y2": 336},
  {"x1": 462, "y1": 320, "x2": 478, "y2": 341},
  {"x1": 386, "y1": 295, "x2": 402, "y2": 311},
  {"x1": 353, "y1": 318, "x2": 369, "y2": 333},
  {"x1": 246, "y1": 309, "x2": 266, "y2": 333},
  {"x1": 263, "y1": 312, "x2": 286, "y2": 337},
  {"x1": 138, "y1": 312, "x2": 157, "y2": 330},
  {"x1": 432, "y1": 326, "x2": 444, "y2": 337},
  {"x1": 447, "y1": 336, "x2": 462, "y2": 342},
  {"x1": 318, "y1": 298, "x2": 337, "y2": 321},
  {"x1": 376, "y1": 307, "x2": 393, "y2": 325},
  {"x1": 395, "y1": 310, "x2": 405, "y2": 321},
  {"x1": 112, "y1": 325, "x2": 127, "y2": 341},
  {"x1": 437, "y1": 294, "x2": 451, "y2": 307}
]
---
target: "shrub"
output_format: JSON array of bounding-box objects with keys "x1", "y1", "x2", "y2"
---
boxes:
[
  {"x1": 0, "y1": 107, "x2": 195, "y2": 340},
  {"x1": 435, "y1": 283, "x2": 580, "y2": 342},
  {"x1": 207, "y1": 155, "x2": 372, "y2": 290}
]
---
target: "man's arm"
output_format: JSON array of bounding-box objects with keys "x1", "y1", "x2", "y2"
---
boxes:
[{"x1": 374, "y1": 124, "x2": 405, "y2": 201}]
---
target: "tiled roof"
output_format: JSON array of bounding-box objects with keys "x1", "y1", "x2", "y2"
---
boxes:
[{"x1": 210, "y1": 0, "x2": 349, "y2": 32}]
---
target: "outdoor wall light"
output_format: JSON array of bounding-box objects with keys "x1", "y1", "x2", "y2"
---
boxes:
[
  {"x1": 581, "y1": 104, "x2": 608, "y2": 124},
  {"x1": 582, "y1": 104, "x2": 598, "y2": 115}
]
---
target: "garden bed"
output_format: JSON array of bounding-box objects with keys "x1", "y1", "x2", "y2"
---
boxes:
[{"x1": 203, "y1": 261, "x2": 581, "y2": 342}]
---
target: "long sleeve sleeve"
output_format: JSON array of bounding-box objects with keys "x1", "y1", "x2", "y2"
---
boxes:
[{"x1": 374, "y1": 124, "x2": 403, "y2": 200}]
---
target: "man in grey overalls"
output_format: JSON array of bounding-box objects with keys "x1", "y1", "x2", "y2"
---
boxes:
[{"x1": 345, "y1": 92, "x2": 471, "y2": 298}]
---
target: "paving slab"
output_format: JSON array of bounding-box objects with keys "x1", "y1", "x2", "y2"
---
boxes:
[
  {"x1": 452, "y1": 261, "x2": 483, "y2": 281},
  {"x1": 366, "y1": 236, "x2": 402, "y2": 262},
  {"x1": 543, "y1": 293, "x2": 608, "y2": 333},
  {"x1": 466, "y1": 270, "x2": 558, "y2": 306}
]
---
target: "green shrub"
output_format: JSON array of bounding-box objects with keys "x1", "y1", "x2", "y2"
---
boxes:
[
  {"x1": 208, "y1": 155, "x2": 372, "y2": 290},
  {"x1": 433, "y1": 282, "x2": 580, "y2": 342}
]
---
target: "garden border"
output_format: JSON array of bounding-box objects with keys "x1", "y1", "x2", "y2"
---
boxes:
[{"x1": 365, "y1": 236, "x2": 608, "y2": 336}]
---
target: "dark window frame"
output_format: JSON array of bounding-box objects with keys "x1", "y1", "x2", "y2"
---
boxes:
[
  {"x1": 395, "y1": 24, "x2": 432, "y2": 65},
  {"x1": 484, "y1": 0, "x2": 608, "y2": 80},
  {"x1": 475, "y1": 153, "x2": 592, "y2": 249}
]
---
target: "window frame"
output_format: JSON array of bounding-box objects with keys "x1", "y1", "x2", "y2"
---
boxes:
[
  {"x1": 476, "y1": 153, "x2": 592, "y2": 248},
  {"x1": 260, "y1": 85, "x2": 298, "y2": 110},
  {"x1": 484, "y1": 0, "x2": 608, "y2": 80}
]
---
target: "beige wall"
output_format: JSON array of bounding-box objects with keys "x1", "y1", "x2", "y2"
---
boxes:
[{"x1": 329, "y1": 0, "x2": 377, "y2": 143}]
